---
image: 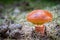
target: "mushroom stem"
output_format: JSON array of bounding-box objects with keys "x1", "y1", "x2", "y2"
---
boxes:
[{"x1": 35, "y1": 25, "x2": 45, "y2": 36}]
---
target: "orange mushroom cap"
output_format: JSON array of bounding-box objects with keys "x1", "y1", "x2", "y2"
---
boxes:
[{"x1": 27, "y1": 10, "x2": 53, "y2": 25}]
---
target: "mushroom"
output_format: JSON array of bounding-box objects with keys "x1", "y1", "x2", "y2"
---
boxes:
[{"x1": 27, "y1": 10, "x2": 53, "y2": 36}]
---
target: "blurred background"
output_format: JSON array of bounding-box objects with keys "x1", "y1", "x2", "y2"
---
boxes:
[
  {"x1": 0, "y1": 0, "x2": 60, "y2": 40},
  {"x1": 0, "y1": 0, "x2": 60, "y2": 24}
]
